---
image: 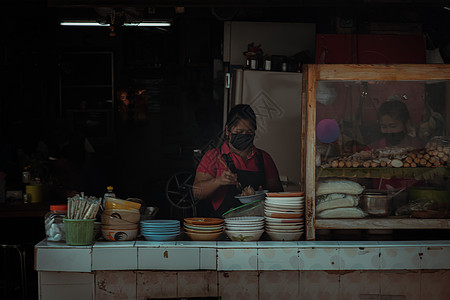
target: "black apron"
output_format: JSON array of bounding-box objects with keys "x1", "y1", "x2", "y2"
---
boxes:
[{"x1": 197, "y1": 149, "x2": 266, "y2": 218}]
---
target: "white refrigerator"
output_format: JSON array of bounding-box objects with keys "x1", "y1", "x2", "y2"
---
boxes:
[{"x1": 227, "y1": 69, "x2": 303, "y2": 191}]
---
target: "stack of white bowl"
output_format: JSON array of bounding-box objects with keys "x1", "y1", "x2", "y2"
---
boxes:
[
  {"x1": 264, "y1": 192, "x2": 305, "y2": 241},
  {"x1": 224, "y1": 216, "x2": 265, "y2": 242}
]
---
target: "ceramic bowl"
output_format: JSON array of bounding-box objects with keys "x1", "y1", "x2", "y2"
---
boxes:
[
  {"x1": 101, "y1": 228, "x2": 138, "y2": 241},
  {"x1": 266, "y1": 230, "x2": 303, "y2": 241},
  {"x1": 235, "y1": 190, "x2": 268, "y2": 204},
  {"x1": 142, "y1": 233, "x2": 179, "y2": 241},
  {"x1": 225, "y1": 229, "x2": 264, "y2": 242},
  {"x1": 102, "y1": 209, "x2": 140, "y2": 225},
  {"x1": 101, "y1": 223, "x2": 138, "y2": 230},
  {"x1": 185, "y1": 230, "x2": 223, "y2": 241},
  {"x1": 105, "y1": 198, "x2": 142, "y2": 211}
]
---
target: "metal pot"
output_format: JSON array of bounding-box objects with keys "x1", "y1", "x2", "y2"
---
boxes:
[{"x1": 360, "y1": 190, "x2": 392, "y2": 217}]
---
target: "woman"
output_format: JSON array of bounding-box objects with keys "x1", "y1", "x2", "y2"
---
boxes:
[
  {"x1": 193, "y1": 104, "x2": 283, "y2": 218},
  {"x1": 367, "y1": 97, "x2": 424, "y2": 190}
]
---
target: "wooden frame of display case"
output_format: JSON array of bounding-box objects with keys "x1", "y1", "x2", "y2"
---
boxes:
[{"x1": 303, "y1": 64, "x2": 450, "y2": 240}]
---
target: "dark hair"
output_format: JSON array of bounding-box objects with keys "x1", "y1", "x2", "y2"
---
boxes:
[
  {"x1": 226, "y1": 104, "x2": 257, "y2": 131},
  {"x1": 378, "y1": 96, "x2": 410, "y2": 124}
]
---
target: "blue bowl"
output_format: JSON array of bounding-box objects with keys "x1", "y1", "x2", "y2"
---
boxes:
[
  {"x1": 140, "y1": 224, "x2": 180, "y2": 229},
  {"x1": 141, "y1": 231, "x2": 179, "y2": 235},
  {"x1": 143, "y1": 233, "x2": 179, "y2": 241},
  {"x1": 140, "y1": 220, "x2": 180, "y2": 226},
  {"x1": 140, "y1": 226, "x2": 179, "y2": 230}
]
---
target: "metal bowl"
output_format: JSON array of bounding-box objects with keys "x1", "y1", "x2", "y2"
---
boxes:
[{"x1": 360, "y1": 190, "x2": 392, "y2": 217}]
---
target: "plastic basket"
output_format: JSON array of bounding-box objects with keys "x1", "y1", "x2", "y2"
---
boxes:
[
  {"x1": 64, "y1": 218, "x2": 95, "y2": 246},
  {"x1": 222, "y1": 199, "x2": 265, "y2": 219}
]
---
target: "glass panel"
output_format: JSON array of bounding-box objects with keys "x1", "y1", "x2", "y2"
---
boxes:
[{"x1": 315, "y1": 79, "x2": 449, "y2": 219}]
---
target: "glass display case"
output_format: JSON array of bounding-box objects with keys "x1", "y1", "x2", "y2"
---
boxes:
[{"x1": 302, "y1": 64, "x2": 450, "y2": 240}]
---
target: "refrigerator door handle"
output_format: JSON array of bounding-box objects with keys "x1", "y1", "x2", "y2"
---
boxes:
[{"x1": 225, "y1": 72, "x2": 231, "y2": 89}]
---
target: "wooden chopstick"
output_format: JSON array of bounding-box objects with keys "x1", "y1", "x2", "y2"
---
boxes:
[{"x1": 217, "y1": 155, "x2": 242, "y2": 191}]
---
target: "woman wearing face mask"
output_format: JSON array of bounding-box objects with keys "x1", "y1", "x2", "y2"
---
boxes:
[
  {"x1": 193, "y1": 104, "x2": 283, "y2": 218},
  {"x1": 367, "y1": 97, "x2": 423, "y2": 150},
  {"x1": 366, "y1": 97, "x2": 424, "y2": 190}
]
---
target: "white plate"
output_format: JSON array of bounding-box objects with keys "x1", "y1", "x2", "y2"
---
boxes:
[
  {"x1": 265, "y1": 207, "x2": 304, "y2": 213},
  {"x1": 264, "y1": 209, "x2": 304, "y2": 217},
  {"x1": 265, "y1": 228, "x2": 304, "y2": 233},
  {"x1": 265, "y1": 204, "x2": 304, "y2": 211},
  {"x1": 265, "y1": 203, "x2": 303, "y2": 209},
  {"x1": 265, "y1": 196, "x2": 304, "y2": 202},
  {"x1": 225, "y1": 223, "x2": 264, "y2": 228},
  {"x1": 266, "y1": 230, "x2": 303, "y2": 241},
  {"x1": 225, "y1": 216, "x2": 264, "y2": 222},
  {"x1": 224, "y1": 220, "x2": 265, "y2": 225},
  {"x1": 265, "y1": 206, "x2": 303, "y2": 212},
  {"x1": 265, "y1": 216, "x2": 304, "y2": 223},
  {"x1": 265, "y1": 199, "x2": 304, "y2": 204},
  {"x1": 226, "y1": 225, "x2": 264, "y2": 231},
  {"x1": 266, "y1": 224, "x2": 304, "y2": 230},
  {"x1": 225, "y1": 229, "x2": 264, "y2": 242}
]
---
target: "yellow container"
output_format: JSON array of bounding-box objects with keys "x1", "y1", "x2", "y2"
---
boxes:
[
  {"x1": 104, "y1": 198, "x2": 141, "y2": 211},
  {"x1": 26, "y1": 184, "x2": 43, "y2": 203}
]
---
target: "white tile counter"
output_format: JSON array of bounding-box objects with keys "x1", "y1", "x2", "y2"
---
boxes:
[
  {"x1": 35, "y1": 240, "x2": 450, "y2": 272},
  {"x1": 35, "y1": 240, "x2": 450, "y2": 300}
]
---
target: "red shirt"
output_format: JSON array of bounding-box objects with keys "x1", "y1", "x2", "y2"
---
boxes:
[{"x1": 196, "y1": 142, "x2": 280, "y2": 210}]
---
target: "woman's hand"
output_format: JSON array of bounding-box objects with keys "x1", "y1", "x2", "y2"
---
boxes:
[
  {"x1": 193, "y1": 171, "x2": 237, "y2": 200},
  {"x1": 216, "y1": 170, "x2": 238, "y2": 186}
]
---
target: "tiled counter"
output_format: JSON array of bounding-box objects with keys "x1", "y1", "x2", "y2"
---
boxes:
[{"x1": 35, "y1": 240, "x2": 450, "y2": 300}]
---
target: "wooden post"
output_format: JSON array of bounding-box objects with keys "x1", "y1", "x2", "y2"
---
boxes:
[{"x1": 305, "y1": 64, "x2": 318, "y2": 241}]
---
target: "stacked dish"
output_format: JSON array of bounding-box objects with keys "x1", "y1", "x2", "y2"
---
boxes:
[
  {"x1": 264, "y1": 192, "x2": 305, "y2": 241},
  {"x1": 140, "y1": 220, "x2": 180, "y2": 241},
  {"x1": 101, "y1": 199, "x2": 141, "y2": 241},
  {"x1": 224, "y1": 216, "x2": 265, "y2": 242},
  {"x1": 183, "y1": 218, "x2": 224, "y2": 241}
]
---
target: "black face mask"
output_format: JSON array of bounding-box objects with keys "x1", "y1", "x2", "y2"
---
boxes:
[
  {"x1": 384, "y1": 131, "x2": 406, "y2": 146},
  {"x1": 229, "y1": 133, "x2": 255, "y2": 150}
]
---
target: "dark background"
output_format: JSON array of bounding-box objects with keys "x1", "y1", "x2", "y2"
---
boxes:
[
  {"x1": 1, "y1": 0, "x2": 449, "y2": 218},
  {"x1": 0, "y1": 1, "x2": 449, "y2": 299}
]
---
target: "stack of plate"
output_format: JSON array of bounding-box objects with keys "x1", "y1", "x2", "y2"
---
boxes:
[
  {"x1": 140, "y1": 220, "x2": 180, "y2": 241},
  {"x1": 224, "y1": 216, "x2": 265, "y2": 242},
  {"x1": 264, "y1": 192, "x2": 305, "y2": 241},
  {"x1": 183, "y1": 218, "x2": 224, "y2": 241}
]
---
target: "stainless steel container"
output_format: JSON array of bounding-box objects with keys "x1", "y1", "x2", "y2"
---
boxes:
[{"x1": 360, "y1": 190, "x2": 392, "y2": 217}]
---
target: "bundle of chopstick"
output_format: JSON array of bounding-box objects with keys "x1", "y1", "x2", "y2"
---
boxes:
[{"x1": 67, "y1": 192, "x2": 101, "y2": 219}]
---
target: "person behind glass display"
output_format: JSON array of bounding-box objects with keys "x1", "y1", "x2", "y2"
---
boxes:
[
  {"x1": 366, "y1": 96, "x2": 424, "y2": 190},
  {"x1": 193, "y1": 104, "x2": 283, "y2": 218},
  {"x1": 367, "y1": 96, "x2": 423, "y2": 150}
]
